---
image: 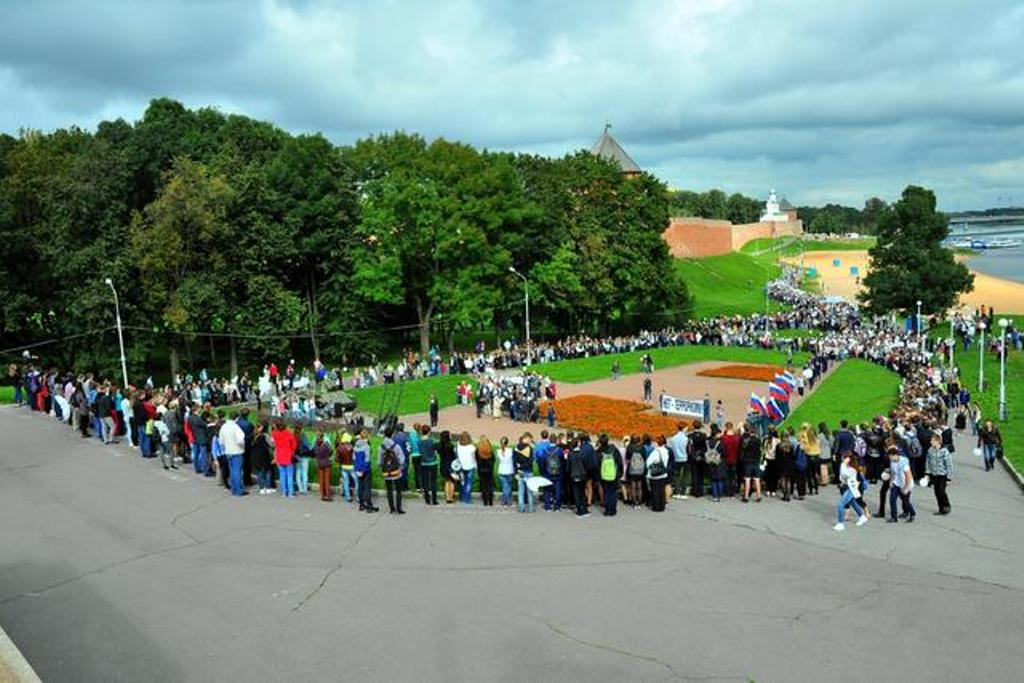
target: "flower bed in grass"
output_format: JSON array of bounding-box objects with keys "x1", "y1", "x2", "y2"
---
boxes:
[
  {"x1": 695, "y1": 364, "x2": 784, "y2": 382},
  {"x1": 541, "y1": 394, "x2": 688, "y2": 439}
]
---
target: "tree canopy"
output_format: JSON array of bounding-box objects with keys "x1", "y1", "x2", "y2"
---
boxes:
[
  {"x1": 0, "y1": 99, "x2": 690, "y2": 381},
  {"x1": 858, "y1": 185, "x2": 973, "y2": 316}
]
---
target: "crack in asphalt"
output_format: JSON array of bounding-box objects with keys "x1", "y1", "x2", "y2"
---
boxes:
[
  {"x1": 523, "y1": 613, "x2": 740, "y2": 681},
  {"x1": 291, "y1": 514, "x2": 383, "y2": 612}
]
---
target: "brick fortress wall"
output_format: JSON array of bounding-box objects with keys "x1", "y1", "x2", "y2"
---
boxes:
[{"x1": 662, "y1": 217, "x2": 803, "y2": 258}]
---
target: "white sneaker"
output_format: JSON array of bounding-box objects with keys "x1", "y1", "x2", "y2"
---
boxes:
[
  {"x1": 856, "y1": 516, "x2": 868, "y2": 526},
  {"x1": 833, "y1": 522, "x2": 845, "y2": 531}
]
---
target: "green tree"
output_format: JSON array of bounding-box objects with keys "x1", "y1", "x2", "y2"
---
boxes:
[{"x1": 859, "y1": 185, "x2": 973, "y2": 315}]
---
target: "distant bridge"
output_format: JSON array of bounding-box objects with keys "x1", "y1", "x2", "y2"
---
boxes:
[{"x1": 948, "y1": 214, "x2": 1024, "y2": 225}]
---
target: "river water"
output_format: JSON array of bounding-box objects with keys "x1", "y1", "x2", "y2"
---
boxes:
[{"x1": 955, "y1": 226, "x2": 1024, "y2": 284}]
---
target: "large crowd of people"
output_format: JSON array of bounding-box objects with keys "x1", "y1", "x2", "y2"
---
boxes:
[{"x1": 4, "y1": 269, "x2": 1010, "y2": 528}]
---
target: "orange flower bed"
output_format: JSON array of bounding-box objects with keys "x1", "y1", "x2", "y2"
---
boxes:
[
  {"x1": 540, "y1": 394, "x2": 690, "y2": 439},
  {"x1": 696, "y1": 364, "x2": 784, "y2": 382}
]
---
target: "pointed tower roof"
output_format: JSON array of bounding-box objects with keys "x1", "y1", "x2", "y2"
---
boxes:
[
  {"x1": 779, "y1": 197, "x2": 796, "y2": 211},
  {"x1": 590, "y1": 124, "x2": 641, "y2": 174}
]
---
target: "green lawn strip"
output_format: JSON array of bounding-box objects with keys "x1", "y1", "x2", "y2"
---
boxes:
[
  {"x1": 950, "y1": 318, "x2": 1023, "y2": 472},
  {"x1": 347, "y1": 374, "x2": 463, "y2": 417},
  {"x1": 740, "y1": 236, "x2": 875, "y2": 257},
  {"x1": 541, "y1": 345, "x2": 807, "y2": 384},
  {"x1": 782, "y1": 359, "x2": 900, "y2": 430},
  {"x1": 0, "y1": 386, "x2": 13, "y2": 404},
  {"x1": 675, "y1": 252, "x2": 788, "y2": 319}
]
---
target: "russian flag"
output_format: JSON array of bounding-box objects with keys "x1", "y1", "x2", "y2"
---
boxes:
[
  {"x1": 749, "y1": 393, "x2": 767, "y2": 415},
  {"x1": 780, "y1": 372, "x2": 798, "y2": 389},
  {"x1": 768, "y1": 382, "x2": 789, "y2": 401},
  {"x1": 773, "y1": 375, "x2": 793, "y2": 395},
  {"x1": 766, "y1": 398, "x2": 783, "y2": 421}
]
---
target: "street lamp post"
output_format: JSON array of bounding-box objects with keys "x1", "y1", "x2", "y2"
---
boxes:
[
  {"x1": 978, "y1": 321, "x2": 986, "y2": 393},
  {"x1": 509, "y1": 267, "x2": 531, "y2": 365},
  {"x1": 998, "y1": 318, "x2": 1009, "y2": 421},
  {"x1": 104, "y1": 278, "x2": 129, "y2": 389},
  {"x1": 915, "y1": 300, "x2": 922, "y2": 336},
  {"x1": 949, "y1": 315, "x2": 955, "y2": 367}
]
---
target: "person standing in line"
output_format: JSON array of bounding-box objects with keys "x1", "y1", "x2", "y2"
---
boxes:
[
  {"x1": 314, "y1": 431, "x2": 333, "y2": 502},
  {"x1": 688, "y1": 421, "x2": 708, "y2": 498},
  {"x1": 514, "y1": 433, "x2": 535, "y2": 513},
  {"x1": 668, "y1": 422, "x2": 689, "y2": 499},
  {"x1": 834, "y1": 452, "x2": 868, "y2": 531},
  {"x1": 354, "y1": 429, "x2": 378, "y2": 512},
  {"x1": 625, "y1": 434, "x2": 646, "y2": 508},
  {"x1": 597, "y1": 434, "x2": 623, "y2": 517},
  {"x1": 740, "y1": 422, "x2": 763, "y2": 503},
  {"x1": 926, "y1": 432, "x2": 953, "y2": 515},
  {"x1": 817, "y1": 422, "x2": 833, "y2": 487},
  {"x1": 272, "y1": 420, "x2": 298, "y2": 498},
  {"x1": 293, "y1": 425, "x2": 312, "y2": 494},
  {"x1": 251, "y1": 422, "x2": 275, "y2": 494},
  {"x1": 189, "y1": 408, "x2": 212, "y2": 477},
  {"x1": 456, "y1": 431, "x2": 477, "y2": 505},
  {"x1": 886, "y1": 447, "x2": 915, "y2": 523},
  {"x1": 96, "y1": 386, "x2": 116, "y2": 444},
  {"x1": 419, "y1": 426, "x2": 439, "y2": 505},
  {"x1": 568, "y1": 437, "x2": 590, "y2": 517},
  {"x1": 496, "y1": 436, "x2": 515, "y2": 506},
  {"x1": 219, "y1": 413, "x2": 247, "y2": 496},
  {"x1": 236, "y1": 407, "x2": 254, "y2": 488},
  {"x1": 706, "y1": 424, "x2": 726, "y2": 502},
  {"x1": 798, "y1": 423, "x2": 821, "y2": 495},
  {"x1": 336, "y1": 432, "x2": 356, "y2": 503},
  {"x1": 646, "y1": 435, "x2": 671, "y2": 512},
  {"x1": 977, "y1": 419, "x2": 1002, "y2": 472},
  {"x1": 477, "y1": 435, "x2": 496, "y2": 507},
  {"x1": 428, "y1": 394, "x2": 439, "y2": 428},
  {"x1": 439, "y1": 431, "x2": 457, "y2": 504},
  {"x1": 379, "y1": 428, "x2": 406, "y2": 514},
  {"x1": 154, "y1": 411, "x2": 174, "y2": 470}
]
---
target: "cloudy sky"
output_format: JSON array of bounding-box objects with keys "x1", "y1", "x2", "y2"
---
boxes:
[{"x1": 2, "y1": 0, "x2": 1022, "y2": 209}]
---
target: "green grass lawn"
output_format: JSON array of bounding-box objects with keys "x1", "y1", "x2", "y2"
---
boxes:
[
  {"x1": 783, "y1": 359, "x2": 900, "y2": 430},
  {"x1": 0, "y1": 386, "x2": 13, "y2": 404},
  {"x1": 950, "y1": 316, "x2": 1023, "y2": 472},
  {"x1": 741, "y1": 236, "x2": 876, "y2": 256},
  {"x1": 674, "y1": 252, "x2": 787, "y2": 319}
]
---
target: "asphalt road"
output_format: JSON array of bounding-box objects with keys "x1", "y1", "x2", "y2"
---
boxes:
[{"x1": 2, "y1": 406, "x2": 1023, "y2": 682}]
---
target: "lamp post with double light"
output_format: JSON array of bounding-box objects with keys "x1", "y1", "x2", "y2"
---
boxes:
[
  {"x1": 999, "y1": 318, "x2": 1009, "y2": 421},
  {"x1": 508, "y1": 266, "x2": 530, "y2": 365},
  {"x1": 104, "y1": 278, "x2": 129, "y2": 389}
]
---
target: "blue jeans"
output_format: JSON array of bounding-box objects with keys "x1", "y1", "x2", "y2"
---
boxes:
[
  {"x1": 257, "y1": 468, "x2": 273, "y2": 490},
  {"x1": 517, "y1": 474, "x2": 534, "y2": 512},
  {"x1": 837, "y1": 489, "x2": 864, "y2": 522},
  {"x1": 228, "y1": 455, "x2": 244, "y2": 495},
  {"x1": 983, "y1": 443, "x2": 997, "y2": 469},
  {"x1": 295, "y1": 458, "x2": 310, "y2": 493},
  {"x1": 13, "y1": 386, "x2": 22, "y2": 405},
  {"x1": 340, "y1": 468, "x2": 358, "y2": 501},
  {"x1": 499, "y1": 474, "x2": 514, "y2": 505},
  {"x1": 278, "y1": 464, "x2": 295, "y2": 497},
  {"x1": 460, "y1": 468, "x2": 475, "y2": 504},
  {"x1": 192, "y1": 443, "x2": 209, "y2": 474},
  {"x1": 137, "y1": 426, "x2": 150, "y2": 456},
  {"x1": 545, "y1": 476, "x2": 563, "y2": 510},
  {"x1": 888, "y1": 486, "x2": 915, "y2": 520},
  {"x1": 711, "y1": 479, "x2": 725, "y2": 499}
]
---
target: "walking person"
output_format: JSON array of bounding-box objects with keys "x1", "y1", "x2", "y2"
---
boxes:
[
  {"x1": 833, "y1": 452, "x2": 868, "y2": 531},
  {"x1": 314, "y1": 431, "x2": 333, "y2": 502},
  {"x1": 419, "y1": 425, "x2": 439, "y2": 505},
  {"x1": 926, "y1": 432, "x2": 953, "y2": 515},
  {"x1": 977, "y1": 419, "x2": 1002, "y2": 472},
  {"x1": 428, "y1": 394, "x2": 439, "y2": 428},
  {"x1": 887, "y1": 447, "x2": 916, "y2": 523},
  {"x1": 646, "y1": 435, "x2": 670, "y2": 512}
]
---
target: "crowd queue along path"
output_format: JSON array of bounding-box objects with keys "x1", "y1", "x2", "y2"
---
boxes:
[{"x1": 1, "y1": 405, "x2": 1023, "y2": 682}]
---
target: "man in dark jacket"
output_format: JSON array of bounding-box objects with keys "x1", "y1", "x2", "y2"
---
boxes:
[
  {"x1": 237, "y1": 408, "x2": 255, "y2": 487},
  {"x1": 96, "y1": 387, "x2": 116, "y2": 444},
  {"x1": 597, "y1": 434, "x2": 623, "y2": 517},
  {"x1": 188, "y1": 410, "x2": 212, "y2": 476}
]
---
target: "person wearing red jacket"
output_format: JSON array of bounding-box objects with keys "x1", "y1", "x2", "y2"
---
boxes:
[
  {"x1": 721, "y1": 422, "x2": 742, "y2": 497},
  {"x1": 272, "y1": 420, "x2": 298, "y2": 498}
]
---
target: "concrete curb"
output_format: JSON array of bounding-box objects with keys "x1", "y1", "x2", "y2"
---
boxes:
[
  {"x1": 0, "y1": 627, "x2": 41, "y2": 683},
  {"x1": 998, "y1": 454, "x2": 1024, "y2": 495}
]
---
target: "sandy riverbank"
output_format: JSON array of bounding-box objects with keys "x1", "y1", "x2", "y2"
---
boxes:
[{"x1": 782, "y1": 250, "x2": 1024, "y2": 313}]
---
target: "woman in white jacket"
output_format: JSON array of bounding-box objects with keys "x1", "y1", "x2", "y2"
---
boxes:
[
  {"x1": 834, "y1": 452, "x2": 868, "y2": 531},
  {"x1": 456, "y1": 431, "x2": 477, "y2": 504}
]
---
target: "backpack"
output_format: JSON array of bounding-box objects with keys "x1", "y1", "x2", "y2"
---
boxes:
[
  {"x1": 546, "y1": 450, "x2": 563, "y2": 476},
  {"x1": 907, "y1": 436, "x2": 922, "y2": 459},
  {"x1": 854, "y1": 436, "x2": 867, "y2": 459},
  {"x1": 600, "y1": 449, "x2": 617, "y2": 482},
  {"x1": 569, "y1": 450, "x2": 587, "y2": 481},
  {"x1": 794, "y1": 446, "x2": 808, "y2": 472},
  {"x1": 706, "y1": 440, "x2": 722, "y2": 466},
  {"x1": 628, "y1": 449, "x2": 646, "y2": 476},
  {"x1": 648, "y1": 453, "x2": 667, "y2": 479},
  {"x1": 381, "y1": 445, "x2": 400, "y2": 476}
]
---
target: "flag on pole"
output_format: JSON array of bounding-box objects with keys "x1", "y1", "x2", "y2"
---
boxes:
[
  {"x1": 749, "y1": 393, "x2": 767, "y2": 415},
  {"x1": 779, "y1": 372, "x2": 798, "y2": 390},
  {"x1": 766, "y1": 398, "x2": 784, "y2": 421},
  {"x1": 768, "y1": 382, "x2": 789, "y2": 401}
]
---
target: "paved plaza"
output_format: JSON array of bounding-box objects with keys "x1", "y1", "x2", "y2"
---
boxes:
[{"x1": 1, "y1": 405, "x2": 1023, "y2": 682}]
